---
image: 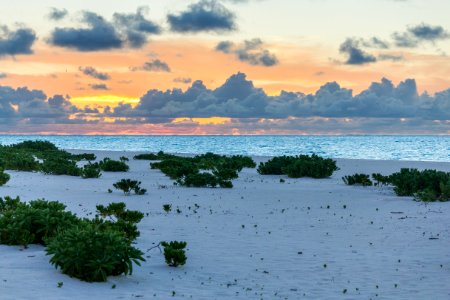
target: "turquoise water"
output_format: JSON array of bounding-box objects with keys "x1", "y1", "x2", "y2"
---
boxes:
[{"x1": 0, "y1": 135, "x2": 448, "y2": 162}]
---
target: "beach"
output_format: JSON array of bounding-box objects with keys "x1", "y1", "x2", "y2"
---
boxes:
[{"x1": 1, "y1": 150, "x2": 449, "y2": 299}]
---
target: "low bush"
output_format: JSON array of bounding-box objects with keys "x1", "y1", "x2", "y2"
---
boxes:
[
  {"x1": 47, "y1": 223, "x2": 144, "y2": 282},
  {"x1": 0, "y1": 197, "x2": 79, "y2": 246},
  {"x1": 99, "y1": 158, "x2": 129, "y2": 172},
  {"x1": 161, "y1": 241, "x2": 187, "y2": 267},
  {"x1": 163, "y1": 204, "x2": 172, "y2": 213},
  {"x1": 119, "y1": 156, "x2": 129, "y2": 162},
  {"x1": 72, "y1": 153, "x2": 96, "y2": 161},
  {"x1": 0, "y1": 169, "x2": 10, "y2": 186},
  {"x1": 342, "y1": 174, "x2": 373, "y2": 186},
  {"x1": 372, "y1": 173, "x2": 390, "y2": 186},
  {"x1": 40, "y1": 156, "x2": 81, "y2": 176},
  {"x1": 151, "y1": 152, "x2": 256, "y2": 188},
  {"x1": 258, "y1": 154, "x2": 338, "y2": 178},
  {"x1": 0, "y1": 196, "x2": 146, "y2": 282},
  {"x1": 134, "y1": 151, "x2": 176, "y2": 161},
  {"x1": 81, "y1": 163, "x2": 102, "y2": 179},
  {"x1": 113, "y1": 179, "x2": 146, "y2": 195},
  {"x1": 0, "y1": 151, "x2": 41, "y2": 172},
  {"x1": 387, "y1": 168, "x2": 450, "y2": 202}
]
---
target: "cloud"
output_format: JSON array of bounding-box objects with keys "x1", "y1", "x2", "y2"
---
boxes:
[
  {"x1": 0, "y1": 26, "x2": 36, "y2": 57},
  {"x1": 216, "y1": 38, "x2": 278, "y2": 66},
  {"x1": 174, "y1": 77, "x2": 192, "y2": 84},
  {"x1": 90, "y1": 83, "x2": 109, "y2": 90},
  {"x1": 113, "y1": 7, "x2": 162, "y2": 48},
  {"x1": 393, "y1": 23, "x2": 449, "y2": 48},
  {"x1": 79, "y1": 66, "x2": 111, "y2": 80},
  {"x1": 48, "y1": 8, "x2": 68, "y2": 21},
  {"x1": 339, "y1": 38, "x2": 377, "y2": 65},
  {"x1": 49, "y1": 10, "x2": 161, "y2": 51},
  {"x1": 50, "y1": 12, "x2": 123, "y2": 51},
  {"x1": 0, "y1": 72, "x2": 7, "y2": 79},
  {"x1": 131, "y1": 59, "x2": 171, "y2": 72},
  {"x1": 378, "y1": 54, "x2": 404, "y2": 62},
  {"x1": 168, "y1": 0, "x2": 236, "y2": 33},
  {"x1": 107, "y1": 72, "x2": 450, "y2": 121}
]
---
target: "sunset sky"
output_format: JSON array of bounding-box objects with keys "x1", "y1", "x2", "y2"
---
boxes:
[{"x1": 0, "y1": 0, "x2": 449, "y2": 134}]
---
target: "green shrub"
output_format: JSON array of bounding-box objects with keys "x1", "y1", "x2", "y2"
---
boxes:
[
  {"x1": 119, "y1": 156, "x2": 129, "y2": 162},
  {"x1": 46, "y1": 223, "x2": 144, "y2": 282},
  {"x1": 372, "y1": 173, "x2": 390, "y2": 186},
  {"x1": 99, "y1": 158, "x2": 129, "y2": 172},
  {"x1": 0, "y1": 198, "x2": 80, "y2": 246},
  {"x1": 0, "y1": 151, "x2": 41, "y2": 172},
  {"x1": 375, "y1": 168, "x2": 450, "y2": 202},
  {"x1": 11, "y1": 140, "x2": 59, "y2": 152},
  {"x1": 151, "y1": 152, "x2": 255, "y2": 188},
  {"x1": 81, "y1": 163, "x2": 102, "y2": 179},
  {"x1": 113, "y1": 179, "x2": 147, "y2": 195},
  {"x1": 161, "y1": 241, "x2": 187, "y2": 267},
  {"x1": 343, "y1": 174, "x2": 373, "y2": 186},
  {"x1": 72, "y1": 153, "x2": 96, "y2": 161},
  {"x1": 258, "y1": 154, "x2": 337, "y2": 178},
  {"x1": 0, "y1": 169, "x2": 10, "y2": 186},
  {"x1": 40, "y1": 156, "x2": 81, "y2": 176},
  {"x1": 134, "y1": 151, "x2": 176, "y2": 161}
]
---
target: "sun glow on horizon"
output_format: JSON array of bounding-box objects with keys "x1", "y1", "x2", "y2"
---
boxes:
[{"x1": 70, "y1": 95, "x2": 140, "y2": 108}]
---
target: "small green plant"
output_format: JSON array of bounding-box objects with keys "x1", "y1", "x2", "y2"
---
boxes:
[
  {"x1": 113, "y1": 179, "x2": 147, "y2": 195},
  {"x1": 372, "y1": 173, "x2": 390, "y2": 186},
  {"x1": 342, "y1": 174, "x2": 373, "y2": 186},
  {"x1": 119, "y1": 156, "x2": 129, "y2": 162},
  {"x1": 161, "y1": 241, "x2": 187, "y2": 267},
  {"x1": 163, "y1": 204, "x2": 172, "y2": 213}
]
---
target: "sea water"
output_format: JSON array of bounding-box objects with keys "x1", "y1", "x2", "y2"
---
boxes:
[{"x1": 0, "y1": 135, "x2": 448, "y2": 162}]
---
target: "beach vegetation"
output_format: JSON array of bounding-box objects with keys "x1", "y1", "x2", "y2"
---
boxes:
[
  {"x1": 342, "y1": 174, "x2": 373, "y2": 186},
  {"x1": 99, "y1": 158, "x2": 129, "y2": 172},
  {"x1": 150, "y1": 152, "x2": 255, "y2": 188},
  {"x1": 81, "y1": 162, "x2": 102, "y2": 179},
  {"x1": 258, "y1": 154, "x2": 338, "y2": 178},
  {"x1": 163, "y1": 204, "x2": 172, "y2": 213},
  {"x1": 113, "y1": 179, "x2": 146, "y2": 195},
  {"x1": 161, "y1": 241, "x2": 187, "y2": 267},
  {"x1": 134, "y1": 151, "x2": 176, "y2": 161},
  {"x1": 0, "y1": 168, "x2": 10, "y2": 186}
]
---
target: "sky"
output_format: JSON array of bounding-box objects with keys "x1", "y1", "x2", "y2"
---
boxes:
[{"x1": 0, "y1": 0, "x2": 449, "y2": 135}]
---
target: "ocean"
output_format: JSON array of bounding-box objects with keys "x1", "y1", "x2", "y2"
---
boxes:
[{"x1": 0, "y1": 135, "x2": 448, "y2": 162}]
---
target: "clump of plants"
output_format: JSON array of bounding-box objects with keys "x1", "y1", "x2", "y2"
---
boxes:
[
  {"x1": 0, "y1": 196, "x2": 146, "y2": 282},
  {"x1": 387, "y1": 168, "x2": 450, "y2": 202},
  {"x1": 161, "y1": 241, "x2": 187, "y2": 267},
  {"x1": 0, "y1": 140, "x2": 98, "y2": 178},
  {"x1": 81, "y1": 163, "x2": 102, "y2": 179},
  {"x1": 99, "y1": 158, "x2": 129, "y2": 172},
  {"x1": 134, "y1": 151, "x2": 176, "y2": 161},
  {"x1": 0, "y1": 197, "x2": 80, "y2": 246},
  {"x1": 342, "y1": 174, "x2": 373, "y2": 186},
  {"x1": 113, "y1": 179, "x2": 147, "y2": 195},
  {"x1": 372, "y1": 173, "x2": 390, "y2": 186},
  {"x1": 150, "y1": 152, "x2": 255, "y2": 188},
  {"x1": 0, "y1": 168, "x2": 10, "y2": 186},
  {"x1": 258, "y1": 154, "x2": 338, "y2": 178}
]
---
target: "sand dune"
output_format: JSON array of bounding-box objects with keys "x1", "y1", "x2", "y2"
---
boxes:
[{"x1": 1, "y1": 150, "x2": 449, "y2": 299}]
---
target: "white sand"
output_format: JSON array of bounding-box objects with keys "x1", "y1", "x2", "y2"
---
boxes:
[{"x1": 0, "y1": 150, "x2": 449, "y2": 299}]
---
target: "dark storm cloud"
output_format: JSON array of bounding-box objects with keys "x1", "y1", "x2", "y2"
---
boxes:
[
  {"x1": 48, "y1": 8, "x2": 68, "y2": 21},
  {"x1": 49, "y1": 10, "x2": 161, "y2": 51},
  {"x1": 0, "y1": 26, "x2": 36, "y2": 57},
  {"x1": 131, "y1": 59, "x2": 171, "y2": 72},
  {"x1": 339, "y1": 38, "x2": 377, "y2": 65},
  {"x1": 107, "y1": 72, "x2": 450, "y2": 121},
  {"x1": 216, "y1": 39, "x2": 278, "y2": 66},
  {"x1": 168, "y1": 0, "x2": 236, "y2": 33},
  {"x1": 79, "y1": 66, "x2": 111, "y2": 80}
]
